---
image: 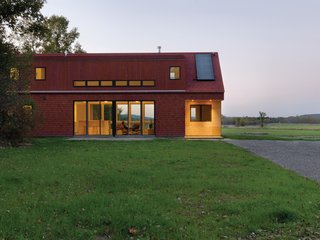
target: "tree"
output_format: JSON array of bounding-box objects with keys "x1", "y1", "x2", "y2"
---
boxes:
[
  {"x1": 43, "y1": 15, "x2": 85, "y2": 53},
  {"x1": 13, "y1": 15, "x2": 86, "y2": 53},
  {"x1": 0, "y1": 0, "x2": 45, "y2": 146},
  {"x1": 0, "y1": 0, "x2": 45, "y2": 36},
  {"x1": 259, "y1": 111, "x2": 267, "y2": 128}
]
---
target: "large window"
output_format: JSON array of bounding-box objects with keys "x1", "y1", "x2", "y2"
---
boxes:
[
  {"x1": 190, "y1": 105, "x2": 211, "y2": 122},
  {"x1": 35, "y1": 67, "x2": 46, "y2": 80},
  {"x1": 74, "y1": 101, "x2": 155, "y2": 136},
  {"x1": 169, "y1": 66, "x2": 181, "y2": 80}
]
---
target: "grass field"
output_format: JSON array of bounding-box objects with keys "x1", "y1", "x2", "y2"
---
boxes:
[
  {"x1": 222, "y1": 123, "x2": 320, "y2": 140},
  {"x1": 1, "y1": 138, "x2": 320, "y2": 239}
]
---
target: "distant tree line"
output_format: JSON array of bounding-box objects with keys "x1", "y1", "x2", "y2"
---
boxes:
[{"x1": 222, "y1": 114, "x2": 320, "y2": 126}]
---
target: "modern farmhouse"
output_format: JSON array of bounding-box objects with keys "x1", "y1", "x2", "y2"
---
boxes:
[{"x1": 30, "y1": 52, "x2": 224, "y2": 138}]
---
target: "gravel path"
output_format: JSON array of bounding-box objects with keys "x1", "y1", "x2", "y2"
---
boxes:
[{"x1": 225, "y1": 140, "x2": 320, "y2": 182}]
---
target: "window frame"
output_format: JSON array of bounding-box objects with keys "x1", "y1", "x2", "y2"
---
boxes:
[
  {"x1": 169, "y1": 66, "x2": 181, "y2": 80},
  {"x1": 35, "y1": 67, "x2": 46, "y2": 81},
  {"x1": 190, "y1": 104, "x2": 212, "y2": 122}
]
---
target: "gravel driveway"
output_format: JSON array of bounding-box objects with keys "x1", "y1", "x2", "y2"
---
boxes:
[{"x1": 225, "y1": 140, "x2": 320, "y2": 182}]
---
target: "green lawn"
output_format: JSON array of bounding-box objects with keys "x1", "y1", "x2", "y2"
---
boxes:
[
  {"x1": 1, "y1": 138, "x2": 320, "y2": 239},
  {"x1": 223, "y1": 123, "x2": 320, "y2": 140}
]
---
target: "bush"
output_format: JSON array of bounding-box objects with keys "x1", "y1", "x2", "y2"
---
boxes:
[{"x1": 0, "y1": 98, "x2": 35, "y2": 147}]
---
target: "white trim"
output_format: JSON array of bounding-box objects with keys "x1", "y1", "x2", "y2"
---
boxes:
[{"x1": 28, "y1": 90, "x2": 187, "y2": 94}]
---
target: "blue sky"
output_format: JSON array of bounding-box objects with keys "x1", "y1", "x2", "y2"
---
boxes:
[{"x1": 42, "y1": 0, "x2": 320, "y2": 117}]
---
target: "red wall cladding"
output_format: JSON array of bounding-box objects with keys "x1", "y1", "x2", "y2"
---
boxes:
[
  {"x1": 31, "y1": 54, "x2": 188, "y2": 91},
  {"x1": 31, "y1": 53, "x2": 225, "y2": 94},
  {"x1": 31, "y1": 93, "x2": 222, "y2": 137}
]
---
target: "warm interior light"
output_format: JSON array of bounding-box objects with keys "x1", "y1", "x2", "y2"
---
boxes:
[
  {"x1": 142, "y1": 80, "x2": 155, "y2": 86},
  {"x1": 36, "y1": 67, "x2": 45, "y2": 80}
]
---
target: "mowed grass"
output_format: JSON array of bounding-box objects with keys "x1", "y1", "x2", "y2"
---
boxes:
[
  {"x1": 223, "y1": 123, "x2": 320, "y2": 140},
  {"x1": 1, "y1": 139, "x2": 320, "y2": 239}
]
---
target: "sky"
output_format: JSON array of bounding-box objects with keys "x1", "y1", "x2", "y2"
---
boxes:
[{"x1": 41, "y1": 0, "x2": 320, "y2": 117}]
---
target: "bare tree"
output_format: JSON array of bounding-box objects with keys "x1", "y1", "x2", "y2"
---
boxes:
[{"x1": 259, "y1": 111, "x2": 267, "y2": 128}]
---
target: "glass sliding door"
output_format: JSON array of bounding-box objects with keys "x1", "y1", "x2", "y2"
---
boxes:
[
  {"x1": 88, "y1": 101, "x2": 101, "y2": 135},
  {"x1": 74, "y1": 100, "x2": 155, "y2": 136},
  {"x1": 74, "y1": 101, "x2": 87, "y2": 136},
  {"x1": 116, "y1": 102, "x2": 129, "y2": 135},
  {"x1": 101, "y1": 101, "x2": 113, "y2": 136},
  {"x1": 142, "y1": 101, "x2": 155, "y2": 135}
]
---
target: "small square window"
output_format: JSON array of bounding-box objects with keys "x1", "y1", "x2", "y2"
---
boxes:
[
  {"x1": 169, "y1": 66, "x2": 181, "y2": 80},
  {"x1": 35, "y1": 67, "x2": 46, "y2": 80},
  {"x1": 10, "y1": 68, "x2": 19, "y2": 80},
  {"x1": 190, "y1": 105, "x2": 211, "y2": 122}
]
